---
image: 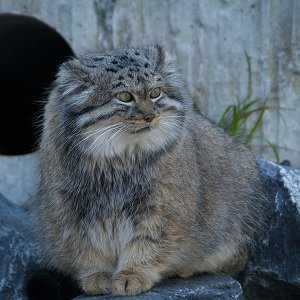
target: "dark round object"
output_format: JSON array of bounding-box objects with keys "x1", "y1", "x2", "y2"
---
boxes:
[
  {"x1": 25, "y1": 267, "x2": 82, "y2": 300},
  {"x1": 0, "y1": 14, "x2": 74, "y2": 155}
]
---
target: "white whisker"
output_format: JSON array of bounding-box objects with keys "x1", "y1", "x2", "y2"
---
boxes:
[
  {"x1": 160, "y1": 120, "x2": 184, "y2": 131},
  {"x1": 67, "y1": 123, "x2": 124, "y2": 156},
  {"x1": 160, "y1": 115, "x2": 185, "y2": 119},
  {"x1": 90, "y1": 124, "x2": 129, "y2": 155},
  {"x1": 82, "y1": 123, "x2": 123, "y2": 143}
]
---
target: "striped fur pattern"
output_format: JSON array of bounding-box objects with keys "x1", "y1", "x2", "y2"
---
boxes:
[{"x1": 36, "y1": 46, "x2": 267, "y2": 296}]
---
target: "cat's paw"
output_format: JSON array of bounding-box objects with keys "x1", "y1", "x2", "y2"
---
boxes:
[
  {"x1": 176, "y1": 269, "x2": 195, "y2": 278},
  {"x1": 81, "y1": 272, "x2": 112, "y2": 295},
  {"x1": 112, "y1": 270, "x2": 154, "y2": 296}
]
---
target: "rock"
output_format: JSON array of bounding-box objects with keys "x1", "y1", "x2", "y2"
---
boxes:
[
  {"x1": 0, "y1": 193, "x2": 41, "y2": 300},
  {"x1": 75, "y1": 275, "x2": 244, "y2": 300},
  {"x1": 243, "y1": 159, "x2": 300, "y2": 299}
]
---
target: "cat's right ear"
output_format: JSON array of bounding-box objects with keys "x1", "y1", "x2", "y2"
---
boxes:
[
  {"x1": 53, "y1": 59, "x2": 90, "y2": 99},
  {"x1": 56, "y1": 59, "x2": 90, "y2": 85}
]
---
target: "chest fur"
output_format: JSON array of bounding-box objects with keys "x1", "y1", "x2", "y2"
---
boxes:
[
  {"x1": 65, "y1": 158, "x2": 157, "y2": 218},
  {"x1": 86, "y1": 216, "x2": 134, "y2": 261}
]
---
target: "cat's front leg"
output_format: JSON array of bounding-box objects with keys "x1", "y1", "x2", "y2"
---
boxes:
[
  {"x1": 111, "y1": 210, "x2": 190, "y2": 295},
  {"x1": 77, "y1": 256, "x2": 115, "y2": 295},
  {"x1": 112, "y1": 269, "x2": 158, "y2": 296},
  {"x1": 111, "y1": 235, "x2": 168, "y2": 295}
]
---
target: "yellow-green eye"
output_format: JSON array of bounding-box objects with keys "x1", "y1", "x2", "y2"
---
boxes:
[
  {"x1": 116, "y1": 92, "x2": 132, "y2": 102},
  {"x1": 150, "y1": 87, "x2": 161, "y2": 99}
]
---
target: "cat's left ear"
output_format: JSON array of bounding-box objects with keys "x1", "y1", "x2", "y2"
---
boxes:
[
  {"x1": 154, "y1": 45, "x2": 176, "y2": 73},
  {"x1": 154, "y1": 45, "x2": 166, "y2": 70}
]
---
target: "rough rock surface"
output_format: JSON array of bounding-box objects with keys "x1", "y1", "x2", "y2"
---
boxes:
[
  {"x1": 0, "y1": 193, "x2": 41, "y2": 300},
  {"x1": 243, "y1": 159, "x2": 300, "y2": 299},
  {"x1": 75, "y1": 275, "x2": 243, "y2": 300}
]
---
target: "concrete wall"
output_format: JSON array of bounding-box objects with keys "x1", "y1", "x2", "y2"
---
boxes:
[{"x1": 1, "y1": 0, "x2": 299, "y2": 203}]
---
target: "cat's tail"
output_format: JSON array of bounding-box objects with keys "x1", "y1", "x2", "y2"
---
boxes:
[{"x1": 25, "y1": 265, "x2": 82, "y2": 300}]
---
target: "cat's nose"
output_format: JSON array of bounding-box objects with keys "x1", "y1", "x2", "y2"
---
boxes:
[{"x1": 144, "y1": 113, "x2": 156, "y2": 122}]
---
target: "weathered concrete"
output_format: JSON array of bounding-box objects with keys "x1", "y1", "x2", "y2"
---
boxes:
[
  {"x1": 0, "y1": 0, "x2": 299, "y2": 167},
  {"x1": 0, "y1": 152, "x2": 40, "y2": 205}
]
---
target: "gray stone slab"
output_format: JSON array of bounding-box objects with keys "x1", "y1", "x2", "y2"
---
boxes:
[{"x1": 75, "y1": 275, "x2": 243, "y2": 300}]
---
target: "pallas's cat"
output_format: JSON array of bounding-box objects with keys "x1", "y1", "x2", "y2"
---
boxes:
[{"x1": 36, "y1": 46, "x2": 266, "y2": 296}]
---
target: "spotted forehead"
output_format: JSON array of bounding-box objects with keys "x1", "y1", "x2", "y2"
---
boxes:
[
  {"x1": 81, "y1": 49, "x2": 160, "y2": 86},
  {"x1": 85, "y1": 50, "x2": 153, "y2": 71}
]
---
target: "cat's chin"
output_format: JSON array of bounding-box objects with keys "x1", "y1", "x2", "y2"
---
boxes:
[
  {"x1": 87, "y1": 125, "x2": 180, "y2": 159},
  {"x1": 133, "y1": 126, "x2": 151, "y2": 134}
]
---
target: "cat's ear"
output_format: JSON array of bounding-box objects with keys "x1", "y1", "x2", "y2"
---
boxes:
[
  {"x1": 154, "y1": 45, "x2": 175, "y2": 72},
  {"x1": 56, "y1": 58, "x2": 90, "y2": 85},
  {"x1": 53, "y1": 58, "x2": 91, "y2": 99},
  {"x1": 154, "y1": 45, "x2": 166, "y2": 69}
]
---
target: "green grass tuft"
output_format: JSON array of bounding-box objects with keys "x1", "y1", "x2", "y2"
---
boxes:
[{"x1": 217, "y1": 52, "x2": 280, "y2": 163}]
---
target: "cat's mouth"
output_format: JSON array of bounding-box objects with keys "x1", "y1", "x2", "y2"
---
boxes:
[
  {"x1": 134, "y1": 125, "x2": 151, "y2": 134},
  {"x1": 128, "y1": 118, "x2": 160, "y2": 134}
]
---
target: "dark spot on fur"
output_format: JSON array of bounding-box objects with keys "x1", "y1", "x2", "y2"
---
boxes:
[
  {"x1": 157, "y1": 78, "x2": 162, "y2": 82},
  {"x1": 137, "y1": 76, "x2": 145, "y2": 84},
  {"x1": 93, "y1": 57, "x2": 104, "y2": 61},
  {"x1": 129, "y1": 66, "x2": 140, "y2": 72},
  {"x1": 144, "y1": 62, "x2": 150, "y2": 68},
  {"x1": 105, "y1": 68, "x2": 118, "y2": 73},
  {"x1": 144, "y1": 72, "x2": 149, "y2": 77},
  {"x1": 111, "y1": 60, "x2": 118, "y2": 65},
  {"x1": 130, "y1": 58, "x2": 135, "y2": 63},
  {"x1": 87, "y1": 64, "x2": 97, "y2": 68},
  {"x1": 113, "y1": 82, "x2": 126, "y2": 89},
  {"x1": 117, "y1": 64, "x2": 124, "y2": 69},
  {"x1": 128, "y1": 73, "x2": 134, "y2": 79},
  {"x1": 120, "y1": 55, "x2": 128, "y2": 61},
  {"x1": 135, "y1": 51, "x2": 140, "y2": 56},
  {"x1": 118, "y1": 75, "x2": 124, "y2": 80}
]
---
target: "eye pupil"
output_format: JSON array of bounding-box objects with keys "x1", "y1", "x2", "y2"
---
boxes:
[
  {"x1": 117, "y1": 92, "x2": 132, "y2": 102},
  {"x1": 150, "y1": 88, "x2": 161, "y2": 99}
]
